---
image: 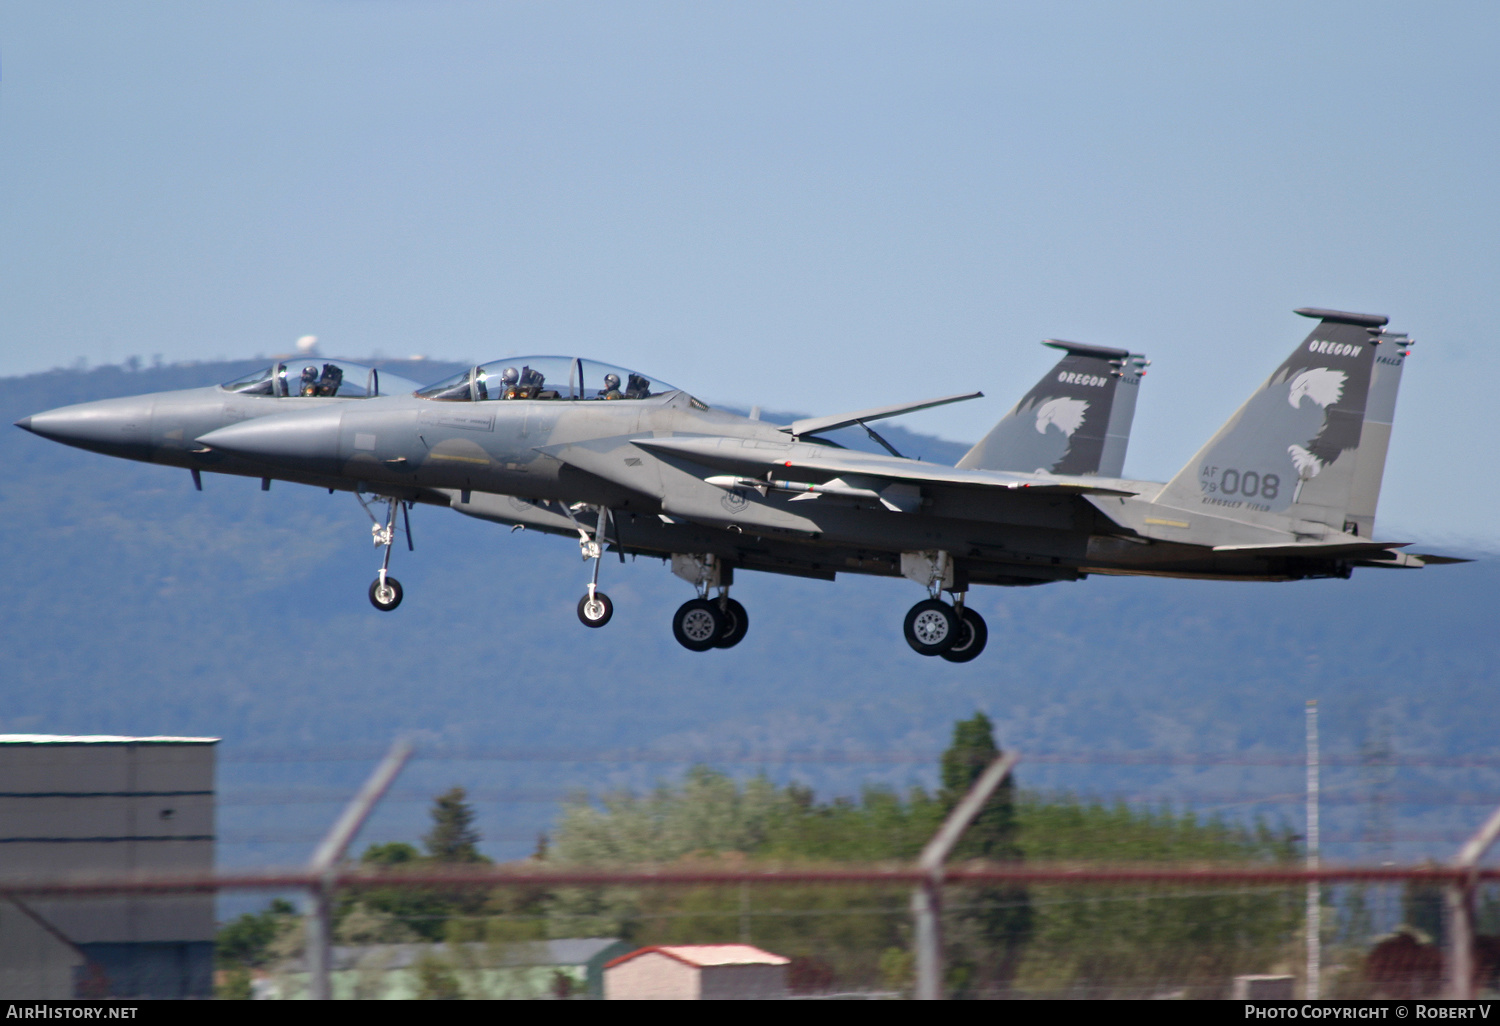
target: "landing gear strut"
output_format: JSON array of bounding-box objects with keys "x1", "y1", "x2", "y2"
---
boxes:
[
  {"x1": 567, "y1": 504, "x2": 615, "y2": 628},
  {"x1": 359, "y1": 492, "x2": 412, "y2": 612},
  {"x1": 670, "y1": 554, "x2": 748, "y2": 651}
]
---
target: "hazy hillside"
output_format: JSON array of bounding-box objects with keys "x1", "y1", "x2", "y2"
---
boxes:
[{"x1": 2, "y1": 360, "x2": 1495, "y2": 872}]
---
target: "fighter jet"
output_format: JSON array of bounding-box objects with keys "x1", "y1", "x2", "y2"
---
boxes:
[
  {"x1": 17, "y1": 339, "x2": 1148, "y2": 661},
  {"x1": 22, "y1": 308, "x2": 1458, "y2": 661}
]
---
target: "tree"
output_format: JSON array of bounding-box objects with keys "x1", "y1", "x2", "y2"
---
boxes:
[
  {"x1": 214, "y1": 898, "x2": 298, "y2": 999},
  {"x1": 940, "y1": 711, "x2": 1021, "y2": 862},
  {"x1": 424, "y1": 787, "x2": 486, "y2": 863},
  {"x1": 215, "y1": 898, "x2": 297, "y2": 968},
  {"x1": 342, "y1": 842, "x2": 448, "y2": 942},
  {"x1": 936, "y1": 711, "x2": 1031, "y2": 996}
]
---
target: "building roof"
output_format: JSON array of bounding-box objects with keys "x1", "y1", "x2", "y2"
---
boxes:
[
  {"x1": 0, "y1": 735, "x2": 220, "y2": 745},
  {"x1": 605, "y1": 944, "x2": 790, "y2": 970}
]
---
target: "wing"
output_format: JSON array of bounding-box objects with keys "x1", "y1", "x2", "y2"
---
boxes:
[{"x1": 629, "y1": 435, "x2": 1138, "y2": 497}]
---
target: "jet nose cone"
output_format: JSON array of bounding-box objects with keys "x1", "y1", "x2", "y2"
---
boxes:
[
  {"x1": 19, "y1": 398, "x2": 155, "y2": 457},
  {"x1": 197, "y1": 408, "x2": 344, "y2": 471}
]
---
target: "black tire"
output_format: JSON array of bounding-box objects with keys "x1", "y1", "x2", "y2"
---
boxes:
[
  {"x1": 941, "y1": 607, "x2": 989, "y2": 663},
  {"x1": 577, "y1": 591, "x2": 614, "y2": 628},
  {"x1": 714, "y1": 598, "x2": 750, "y2": 649},
  {"x1": 673, "y1": 598, "x2": 724, "y2": 652},
  {"x1": 368, "y1": 576, "x2": 403, "y2": 611},
  {"x1": 903, "y1": 598, "x2": 958, "y2": 655}
]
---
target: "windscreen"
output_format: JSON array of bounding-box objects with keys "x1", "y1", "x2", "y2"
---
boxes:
[
  {"x1": 415, "y1": 356, "x2": 684, "y2": 404},
  {"x1": 222, "y1": 360, "x2": 418, "y2": 398}
]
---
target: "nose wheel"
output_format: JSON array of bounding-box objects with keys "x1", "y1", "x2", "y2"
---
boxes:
[
  {"x1": 577, "y1": 590, "x2": 614, "y2": 628},
  {"x1": 369, "y1": 574, "x2": 403, "y2": 611}
]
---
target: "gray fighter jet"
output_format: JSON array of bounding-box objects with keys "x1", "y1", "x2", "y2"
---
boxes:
[
  {"x1": 17, "y1": 339, "x2": 1147, "y2": 661},
  {"x1": 21, "y1": 308, "x2": 1458, "y2": 661}
]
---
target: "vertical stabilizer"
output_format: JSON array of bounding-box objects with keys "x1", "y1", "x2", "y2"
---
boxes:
[
  {"x1": 1344, "y1": 330, "x2": 1412, "y2": 538},
  {"x1": 1155, "y1": 308, "x2": 1390, "y2": 536},
  {"x1": 957, "y1": 341, "x2": 1148, "y2": 476}
]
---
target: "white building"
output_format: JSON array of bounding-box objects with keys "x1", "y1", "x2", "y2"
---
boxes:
[
  {"x1": 604, "y1": 944, "x2": 790, "y2": 1000},
  {"x1": 0, "y1": 735, "x2": 217, "y2": 998}
]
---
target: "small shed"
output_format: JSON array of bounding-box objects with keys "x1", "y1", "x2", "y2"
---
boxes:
[
  {"x1": 1231, "y1": 974, "x2": 1295, "y2": 999},
  {"x1": 604, "y1": 944, "x2": 789, "y2": 1000}
]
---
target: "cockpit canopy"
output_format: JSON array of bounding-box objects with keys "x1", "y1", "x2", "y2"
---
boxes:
[
  {"x1": 415, "y1": 356, "x2": 688, "y2": 404},
  {"x1": 221, "y1": 360, "x2": 419, "y2": 399}
]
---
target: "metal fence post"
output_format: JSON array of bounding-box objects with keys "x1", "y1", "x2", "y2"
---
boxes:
[
  {"x1": 1447, "y1": 801, "x2": 1500, "y2": 999},
  {"x1": 305, "y1": 737, "x2": 413, "y2": 1000},
  {"x1": 912, "y1": 749, "x2": 1020, "y2": 1001},
  {"x1": 1306, "y1": 700, "x2": 1320, "y2": 1000},
  {"x1": 912, "y1": 876, "x2": 943, "y2": 1000}
]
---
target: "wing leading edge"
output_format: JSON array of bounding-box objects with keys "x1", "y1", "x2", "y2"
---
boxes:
[{"x1": 630, "y1": 435, "x2": 1138, "y2": 497}]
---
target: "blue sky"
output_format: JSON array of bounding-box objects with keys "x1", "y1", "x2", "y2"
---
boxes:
[{"x1": 2, "y1": 1, "x2": 1496, "y2": 543}]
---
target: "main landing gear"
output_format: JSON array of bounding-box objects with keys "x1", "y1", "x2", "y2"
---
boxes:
[
  {"x1": 900, "y1": 550, "x2": 987, "y2": 662},
  {"x1": 670, "y1": 554, "x2": 748, "y2": 651},
  {"x1": 360, "y1": 492, "x2": 413, "y2": 611}
]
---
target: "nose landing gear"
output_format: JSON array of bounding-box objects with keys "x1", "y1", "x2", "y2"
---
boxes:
[
  {"x1": 568, "y1": 504, "x2": 616, "y2": 628},
  {"x1": 359, "y1": 492, "x2": 412, "y2": 612}
]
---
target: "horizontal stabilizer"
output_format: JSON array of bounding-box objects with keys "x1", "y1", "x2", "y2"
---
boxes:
[
  {"x1": 1405, "y1": 553, "x2": 1473, "y2": 565},
  {"x1": 1211, "y1": 540, "x2": 1410, "y2": 558},
  {"x1": 781, "y1": 392, "x2": 983, "y2": 439}
]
